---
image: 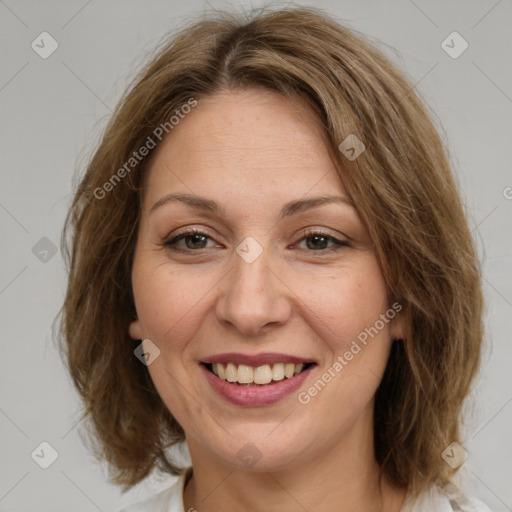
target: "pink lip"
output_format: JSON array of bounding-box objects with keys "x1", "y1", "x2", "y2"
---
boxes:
[
  {"x1": 200, "y1": 352, "x2": 315, "y2": 367},
  {"x1": 200, "y1": 363, "x2": 315, "y2": 407}
]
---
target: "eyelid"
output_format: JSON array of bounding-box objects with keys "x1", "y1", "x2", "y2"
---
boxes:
[
  {"x1": 166, "y1": 226, "x2": 217, "y2": 240},
  {"x1": 291, "y1": 228, "x2": 350, "y2": 251},
  {"x1": 163, "y1": 227, "x2": 222, "y2": 249},
  {"x1": 162, "y1": 226, "x2": 350, "y2": 253},
  {"x1": 297, "y1": 227, "x2": 344, "y2": 240}
]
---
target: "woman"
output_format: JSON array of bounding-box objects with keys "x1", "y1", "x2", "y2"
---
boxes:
[{"x1": 58, "y1": 6, "x2": 491, "y2": 511}]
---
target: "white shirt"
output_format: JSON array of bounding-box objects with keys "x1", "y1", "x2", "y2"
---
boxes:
[{"x1": 117, "y1": 467, "x2": 492, "y2": 512}]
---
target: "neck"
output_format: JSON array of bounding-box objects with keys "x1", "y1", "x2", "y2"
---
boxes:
[{"x1": 182, "y1": 407, "x2": 406, "y2": 512}]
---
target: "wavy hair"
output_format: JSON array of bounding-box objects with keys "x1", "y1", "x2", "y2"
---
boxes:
[{"x1": 56, "y1": 6, "x2": 484, "y2": 495}]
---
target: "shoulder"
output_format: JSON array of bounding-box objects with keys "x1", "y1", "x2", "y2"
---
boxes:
[
  {"x1": 115, "y1": 468, "x2": 191, "y2": 512},
  {"x1": 404, "y1": 482, "x2": 492, "y2": 512}
]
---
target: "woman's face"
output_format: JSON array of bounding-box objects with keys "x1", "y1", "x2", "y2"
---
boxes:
[{"x1": 129, "y1": 88, "x2": 403, "y2": 471}]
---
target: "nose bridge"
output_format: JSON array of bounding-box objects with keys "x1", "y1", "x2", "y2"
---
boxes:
[{"x1": 216, "y1": 237, "x2": 290, "y2": 334}]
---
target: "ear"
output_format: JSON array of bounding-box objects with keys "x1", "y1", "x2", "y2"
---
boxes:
[{"x1": 129, "y1": 317, "x2": 143, "y2": 340}]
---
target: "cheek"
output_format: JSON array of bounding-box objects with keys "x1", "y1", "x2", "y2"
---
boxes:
[
  {"x1": 132, "y1": 262, "x2": 217, "y2": 345},
  {"x1": 304, "y1": 267, "x2": 392, "y2": 404},
  {"x1": 131, "y1": 263, "x2": 220, "y2": 426},
  {"x1": 298, "y1": 256, "x2": 390, "y2": 351},
  {"x1": 299, "y1": 259, "x2": 392, "y2": 399}
]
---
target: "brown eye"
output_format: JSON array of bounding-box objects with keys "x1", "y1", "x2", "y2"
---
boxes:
[
  {"x1": 163, "y1": 230, "x2": 216, "y2": 251},
  {"x1": 183, "y1": 233, "x2": 209, "y2": 249},
  {"x1": 305, "y1": 234, "x2": 330, "y2": 250},
  {"x1": 296, "y1": 231, "x2": 350, "y2": 252}
]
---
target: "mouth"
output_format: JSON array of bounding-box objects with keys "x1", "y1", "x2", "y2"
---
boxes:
[
  {"x1": 198, "y1": 353, "x2": 317, "y2": 406},
  {"x1": 201, "y1": 362, "x2": 316, "y2": 386}
]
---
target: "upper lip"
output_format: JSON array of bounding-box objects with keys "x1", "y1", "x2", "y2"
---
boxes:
[{"x1": 200, "y1": 352, "x2": 316, "y2": 367}]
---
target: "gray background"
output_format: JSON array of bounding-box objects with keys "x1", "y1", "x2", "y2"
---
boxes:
[{"x1": 1, "y1": 0, "x2": 511, "y2": 510}]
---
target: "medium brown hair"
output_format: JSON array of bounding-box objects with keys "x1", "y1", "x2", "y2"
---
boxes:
[{"x1": 56, "y1": 6, "x2": 484, "y2": 495}]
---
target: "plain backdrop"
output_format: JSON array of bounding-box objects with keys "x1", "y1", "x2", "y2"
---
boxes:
[{"x1": 1, "y1": 0, "x2": 511, "y2": 511}]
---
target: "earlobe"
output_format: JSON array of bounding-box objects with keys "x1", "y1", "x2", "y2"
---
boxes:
[{"x1": 129, "y1": 318, "x2": 143, "y2": 340}]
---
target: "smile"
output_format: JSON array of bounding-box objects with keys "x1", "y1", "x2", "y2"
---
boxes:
[
  {"x1": 199, "y1": 353, "x2": 317, "y2": 406},
  {"x1": 205, "y1": 362, "x2": 314, "y2": 385}
]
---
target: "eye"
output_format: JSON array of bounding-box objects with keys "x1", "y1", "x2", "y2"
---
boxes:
[
  {"x1": 294, "y1": 230, "x2": 350, "y2": 252},
  {"x1": 162, "y1": 228, "x2": 350, "y2": 254},
  {"x1": 163, "y1": 229, "x2": 218, "y2": 251}
]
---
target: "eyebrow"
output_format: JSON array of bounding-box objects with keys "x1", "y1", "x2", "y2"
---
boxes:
[{"x1": 149, "y1": 192, "x2": 355, "y2": 221}]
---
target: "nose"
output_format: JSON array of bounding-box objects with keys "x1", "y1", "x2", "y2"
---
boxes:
[{"x1": 215, "y1": 245, "x2": 292, "y2": 336}]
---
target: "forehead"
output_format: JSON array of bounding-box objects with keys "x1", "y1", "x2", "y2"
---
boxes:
[{"x1": 142, "y1": 88, "x2": 346, "y2": 207}]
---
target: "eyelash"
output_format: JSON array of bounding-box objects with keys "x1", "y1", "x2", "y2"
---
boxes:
[{"x1": 162, "y1": 228, "x2": 350, "y2": 254}]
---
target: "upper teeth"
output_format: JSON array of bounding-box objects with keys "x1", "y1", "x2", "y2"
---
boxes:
[{"x1": 212, "y1": 362, "x2": 305, "y2": 385}]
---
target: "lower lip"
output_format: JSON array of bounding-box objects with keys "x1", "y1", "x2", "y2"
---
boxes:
[{"x1": 200, "y1": 364, "x2": 314, "y2": 407}]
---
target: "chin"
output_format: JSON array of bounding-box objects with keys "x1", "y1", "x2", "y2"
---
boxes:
[{"x1": 203, "y1": 430, "x2": 308, "y2": 472}]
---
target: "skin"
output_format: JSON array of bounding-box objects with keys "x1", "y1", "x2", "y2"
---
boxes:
[{"x1": 129, "y1": 88, "x2": 406, "y2": 511}]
